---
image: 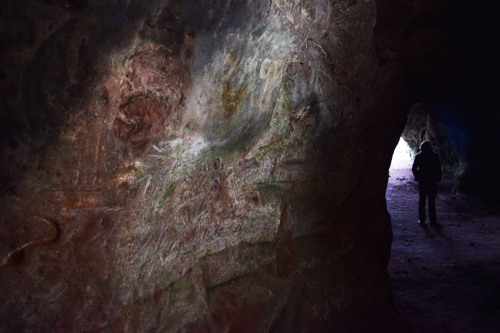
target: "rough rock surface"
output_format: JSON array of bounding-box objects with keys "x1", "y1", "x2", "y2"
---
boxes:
[{"x1": 2, "y1": 0, "x2": 498, "y2": 332}]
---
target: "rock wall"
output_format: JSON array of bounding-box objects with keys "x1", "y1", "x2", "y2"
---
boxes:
[{"x1": 0, "y1": 0, "x2": 425, "y2": 331}]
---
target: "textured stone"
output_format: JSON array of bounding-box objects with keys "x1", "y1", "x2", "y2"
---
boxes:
[
  {"x1": 3, "y1": 0, "x2": 499, "y2": 332},
  {"x1": 0, "y1": 0, "x2": 393, "y2": 331}
]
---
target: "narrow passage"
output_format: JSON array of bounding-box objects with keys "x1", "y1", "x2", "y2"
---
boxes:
[{"x1": 386, "y1": 143, "x2": 500, "y2": 333}]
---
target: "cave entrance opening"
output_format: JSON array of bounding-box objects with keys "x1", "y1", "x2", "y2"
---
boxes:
[
  {"x1": 386, "y1": 136, "x2": 413, "y2": 207},
  {"x1": 389, "y1": 137, "x2": 412, "y2": 171}
]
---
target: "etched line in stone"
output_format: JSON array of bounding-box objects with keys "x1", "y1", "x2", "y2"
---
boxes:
[{"x1": 0, "y1": 217, "x2": 59, "y2": 268}]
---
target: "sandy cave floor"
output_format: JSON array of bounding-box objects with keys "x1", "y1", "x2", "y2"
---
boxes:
[{"x1": 386, "y1": 166, "x2": 500, "y2": 333}]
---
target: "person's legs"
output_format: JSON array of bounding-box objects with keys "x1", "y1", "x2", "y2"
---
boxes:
[
  {"x1": 428, "y1": 183, "x2": 438, "y2": 224},
  {"x1": 418, "y1": 184, "x2": 428, "y2": 223}
]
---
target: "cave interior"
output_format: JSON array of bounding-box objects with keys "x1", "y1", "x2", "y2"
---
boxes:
[{"x1": 0, "y1": 0, "x2": 499, "y2": 331}]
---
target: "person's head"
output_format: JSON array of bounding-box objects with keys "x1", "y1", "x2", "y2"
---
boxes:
[{"x1": 420, "y1": 140, "x2": 433, "y2": 153}]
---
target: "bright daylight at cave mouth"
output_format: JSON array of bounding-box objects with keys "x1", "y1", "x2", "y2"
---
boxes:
[{"x1": 390, "y1": 137, "x2": 413, "y2": 171}]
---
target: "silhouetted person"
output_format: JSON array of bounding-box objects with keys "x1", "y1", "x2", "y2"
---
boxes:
[{"x1": 412, "y1": 141, "x2": 443, "y2": 227}]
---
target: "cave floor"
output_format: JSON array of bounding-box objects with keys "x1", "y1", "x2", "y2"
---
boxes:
[{"x1": 386, "y1": 167, "x2": 500, "y2": 333}]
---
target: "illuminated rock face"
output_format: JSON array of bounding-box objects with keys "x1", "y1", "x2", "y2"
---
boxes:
[{"x1": 0, "y1": 0, "x2": 413, "y2": 331}]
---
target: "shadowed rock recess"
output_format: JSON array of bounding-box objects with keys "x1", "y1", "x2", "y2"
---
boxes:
[{"x1": 2, "y1": 0, "x2": 498, "y2": 332}]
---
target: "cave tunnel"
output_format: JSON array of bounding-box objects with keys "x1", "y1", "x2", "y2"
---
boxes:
[{"x1": 1, "y1": 0, "x2": 499, "y2": 332}]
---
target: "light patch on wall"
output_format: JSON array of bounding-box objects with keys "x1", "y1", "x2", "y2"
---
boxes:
[
  {"x1": 390, "y1": 137, "x2": 412, "y2": 170},
  {"x1": 181, "y1": 18, "x2": 294, "y2": 146}
]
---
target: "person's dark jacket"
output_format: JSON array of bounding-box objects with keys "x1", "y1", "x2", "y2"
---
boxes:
[{"x1": 412, "y1": 150, "x2": 442, "y2": 184}]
